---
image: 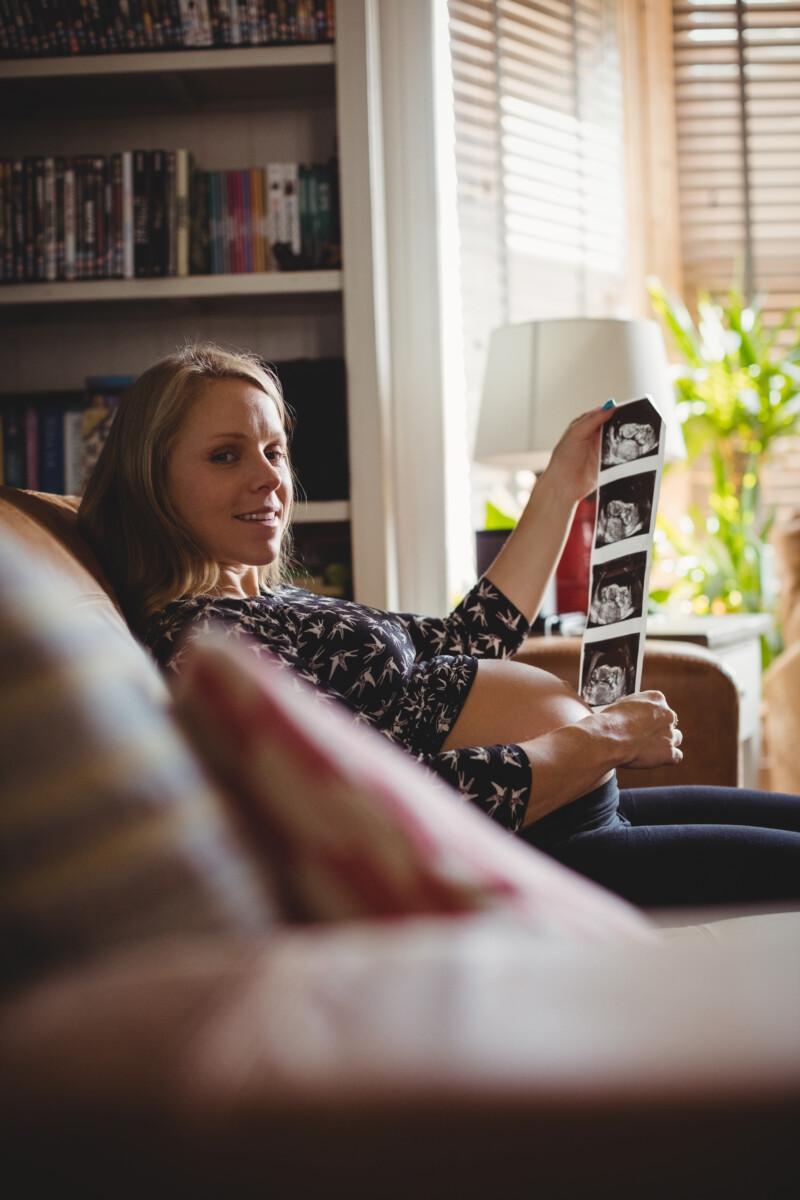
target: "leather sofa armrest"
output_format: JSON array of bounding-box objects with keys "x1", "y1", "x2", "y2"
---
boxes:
[
  {"x1": 2, "y1": 923, "x2": 799, "y2": 1198},
  {"x1": 513, "y1": 636, "x2": 740, "y2": 788}
]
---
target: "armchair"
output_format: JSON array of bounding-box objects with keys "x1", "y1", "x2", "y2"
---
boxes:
[{"x1": 513, "y1": 637, "x2": 740, "y2": 789}]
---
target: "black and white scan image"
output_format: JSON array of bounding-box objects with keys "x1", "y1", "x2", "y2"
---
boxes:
[
  {"x1": 600, "y1": 397, "x2": 663, "y2": 468},
  {"x1": 595, "y1": 472, "x2": 656, "y2": 548},
  {"x1": 580, "y1": 633, "x2": 640, "y2": 707},
  {"x1": 587, "y1": 551, "x2": 647, "y2": 628}
]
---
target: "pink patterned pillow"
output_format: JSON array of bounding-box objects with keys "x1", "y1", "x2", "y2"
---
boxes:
[{"x1": 173, "y1": 632, "x2": 652, "y2": 942}]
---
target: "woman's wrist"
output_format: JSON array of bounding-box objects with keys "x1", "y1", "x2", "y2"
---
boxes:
[{"x1": 519, "y1": 717, "x2": 619, "y2": 824}]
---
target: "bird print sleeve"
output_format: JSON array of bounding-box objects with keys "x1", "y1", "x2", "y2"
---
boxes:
[
  {"x1": 143, "y1": 580, "x2": 534, "y2": 832},
  {"x1": 416, "y1": 743, "x2": 532, "y2": 833},
  {"x1": 396, "y1": 577, "x2": 530, "y2": 662}
]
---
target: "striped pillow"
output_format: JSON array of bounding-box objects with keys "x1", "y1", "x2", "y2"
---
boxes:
[
  {"x1": 0, "y1": 530, "x2": 278, "y2": 988},
  {"x1": 174, "y1": 631, "x2": 651, "y2": 942}
]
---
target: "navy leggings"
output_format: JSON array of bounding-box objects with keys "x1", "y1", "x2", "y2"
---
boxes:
[{"x1": 520, "y1": 776, "x2": 800, "y2": 908}]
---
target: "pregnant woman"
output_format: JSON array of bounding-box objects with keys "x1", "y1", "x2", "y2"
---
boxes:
[{"x1": 79, "y1": 343, "x2": 800, "y2": 908}]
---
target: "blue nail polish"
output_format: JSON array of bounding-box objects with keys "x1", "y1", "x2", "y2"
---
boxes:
[{"x1": 603, "y1": 399, "x2": 616, "y2": 410}]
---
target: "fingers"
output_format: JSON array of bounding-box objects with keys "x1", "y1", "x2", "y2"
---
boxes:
[{"x1": 566, "y1": 404, "x2": 617, "y2": 435}]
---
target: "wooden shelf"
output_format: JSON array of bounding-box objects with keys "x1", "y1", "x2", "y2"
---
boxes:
[
  {"x1": 293, "y1": 500, "x2": 351, "y2": 525},
  {"x1": 0, "y1": 45, "x2": 335, "y2": 79},
  {"x1": 0, "y1": 45, "x2": 336, "y2": 112},
  {"x1": 0, "y1": 272, "x2": 342, "y2": 306}
]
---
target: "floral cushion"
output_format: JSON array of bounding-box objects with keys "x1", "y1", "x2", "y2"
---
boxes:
[{"x1": 173, "y1": 630, "x2": 651, "y2": 943}]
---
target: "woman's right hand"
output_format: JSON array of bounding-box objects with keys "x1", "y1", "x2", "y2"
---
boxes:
[{"x1": 596, "y1": 690, "x2": 683, "y2": 769}]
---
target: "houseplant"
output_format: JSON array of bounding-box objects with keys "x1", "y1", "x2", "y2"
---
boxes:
[{"x1": 647, "y1": 278, "x2": 800, "y2": 634}]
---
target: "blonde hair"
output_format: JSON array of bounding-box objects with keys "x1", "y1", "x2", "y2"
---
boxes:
[{"x1": 78, "y1": 343, "x2": 294, "y2": 628}]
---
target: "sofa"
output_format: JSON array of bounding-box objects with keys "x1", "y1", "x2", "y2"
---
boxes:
[{"x1": 1, "y1": 484, "x2": 799, "y2": 1199}]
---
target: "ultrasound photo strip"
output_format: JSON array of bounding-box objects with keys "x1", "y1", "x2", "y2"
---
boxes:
[{"x1": 579, "y1": 395, "x2": 666, "y2": 709}]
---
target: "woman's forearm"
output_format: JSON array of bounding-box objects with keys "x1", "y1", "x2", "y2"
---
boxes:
[
  {"x1": 485, "y1": 470, "x2": 577, "y2": 622},
  {"x1": 485, "y1": 404, "x2": 614, "y2": 622},
  {"x1": 520, "y1": 693, "x2": 683, "y2": 826},
  {"x1": 519, "y1": 717, "x2": 617, "y2": 825}
]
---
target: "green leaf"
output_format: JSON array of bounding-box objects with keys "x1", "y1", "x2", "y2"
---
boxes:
[{"x1": 484, "y1": 501, "x2": 517, "y2": 530}]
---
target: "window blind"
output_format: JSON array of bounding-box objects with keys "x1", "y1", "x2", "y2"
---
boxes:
[
  {"x1": 448, "y1": 0, "x2": 629, "y2": 436},
  {"x1": 673, "y1": 0, "x2": 800, "y2": 526},
  {"x1": 672, "y1": 0, "x2": 800, "y2": 325}
]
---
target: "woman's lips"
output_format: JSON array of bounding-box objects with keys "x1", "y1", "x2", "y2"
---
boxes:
[{"x1": 235, "y1": 509, "x2": 279, "y2": 523}]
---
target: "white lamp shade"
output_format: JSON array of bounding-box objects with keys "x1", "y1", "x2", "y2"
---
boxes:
[{"x1": 475, "y1": 318, "x2": 686, "y2": 469}]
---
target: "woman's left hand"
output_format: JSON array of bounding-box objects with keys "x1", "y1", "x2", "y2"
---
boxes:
[{"x1": 540, "y1": 404, "x2": 616, "y2": 502}]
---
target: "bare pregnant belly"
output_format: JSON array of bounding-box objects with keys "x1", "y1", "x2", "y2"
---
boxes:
[{"x1": 440, "y1": 658, "x2": 591, "y2": 752}]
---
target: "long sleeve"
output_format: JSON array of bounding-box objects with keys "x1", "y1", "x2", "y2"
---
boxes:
[{"x1": 396, "y1": 578, "x2": 530, "y2": 662}]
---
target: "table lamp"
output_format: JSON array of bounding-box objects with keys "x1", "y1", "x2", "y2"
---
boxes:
[{"x1": 474, "y1": 318, "x2": 686, "y2": 614}]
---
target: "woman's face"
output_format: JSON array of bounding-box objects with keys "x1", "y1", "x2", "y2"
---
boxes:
[{"x1": 166, "y1": 378, "x2": 292, "y2": 572}]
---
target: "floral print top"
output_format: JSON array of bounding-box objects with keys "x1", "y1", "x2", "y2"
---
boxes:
[{"x1": 144, "y1": 577, "x2": 533, "y2": 832}]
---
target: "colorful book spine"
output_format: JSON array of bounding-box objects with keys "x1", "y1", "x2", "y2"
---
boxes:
[
  {"x1": 44, "y1": 156, "x2": 56, "y2": 281},
  {"x1": 122, "y1": 150, "x2": 134, "y2": 280},
  {"x1": 63, "y1": 158, "x2": 76, "y2": 282}
]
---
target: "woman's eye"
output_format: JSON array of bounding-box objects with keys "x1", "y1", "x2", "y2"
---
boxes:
[
  {"x1": 211, "y1": 450, "x2": 236, "y2": 464},
  {"x1": 266, "y1": 448, "x2": 286, "y2": 463}
]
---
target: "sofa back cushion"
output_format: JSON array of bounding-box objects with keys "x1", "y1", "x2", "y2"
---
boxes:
[
  {"x1": 0, "y1": 486, "x2": 118, "y2": 602},
  {"x1": 0, "y1": 528, "x2": 279, "y2": 989}
]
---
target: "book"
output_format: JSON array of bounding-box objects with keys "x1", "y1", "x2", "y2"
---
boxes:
[
  {"x1": 175, "y1": 148, "x2": 191, "y2": 278},
  {"x1": 110, "y1": 152, "x2": 124, "y2": 278},
  {"x1": 81, "y1": 376, "x2": 133, "y2": 491},
  {"x1": 189, "y1": 168, "x2": 210, "y2": 274},
  {"x1": 2, "y1": 400, "x2": 25, "y2": 488},
  {"x1": 44, "y1": 156, "x2": 56, "y2": 281},
  {"x1": 266, "y1": 161, "x2": 287, "y2": 269},
  {"x1": 38, "y1": 399, "x2": 65, "y2": 494},
  {"x1": 166, "y1": 149, "x2": 177, "y2": 277},
  {"x1": 0, "y1": 159, "x2": 6, "y2": 284},
  {"x1": 23, "y1": 157, "x2": 35, "y2": 281},
  {"x1": 63, "y1": 404, "x2": 85, "y2": 496},
  {"x1": 149, "y1": 148, "x2": 168, "y2": 277},
  {"x1": 11, "y1": 159, "x2": 23, "y2": 281},
  {"x1": 133, "y1": 148, "x2": 150, "y2": 278},
  {"x1": 283, "y1": 161, "x2": 301, "y2": 257},
  {"x1": 33, "y1": 155, "x2": 45, "y2": 280},
  {"x1": 63, "y1": 157, "x2": 76, "y2": 281},
  {"x1": 121, "y1": 150, "x2": 134, "y2": 279},
  {"x1": 24, "y1": 402, "x2": 38, "y2": 490}
]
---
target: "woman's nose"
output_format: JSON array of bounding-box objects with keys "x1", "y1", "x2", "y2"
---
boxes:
[{"x1": 252, "y1": 456, "x2": 281, "y2": 490}]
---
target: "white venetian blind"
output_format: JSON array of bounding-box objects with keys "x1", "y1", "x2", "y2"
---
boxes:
[
  {"x1": 448, "y1": 0, "x2": 629, "y2": 437},
  {"x1": 673, "y1": 0, "x2": 800, "y2": 524},
  {"x1": 672, "y1": 0, "x2": 800, "y2": 325}
]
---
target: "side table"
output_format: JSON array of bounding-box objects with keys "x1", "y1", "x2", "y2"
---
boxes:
[{"x1": 646, "y1": 613, "x2": 773, "y2": 789}]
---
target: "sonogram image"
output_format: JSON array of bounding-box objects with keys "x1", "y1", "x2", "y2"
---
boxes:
[
  {"x1": 581, "y1": 633, "x2": 640, "y2": 707},
  {"x1": 587, "y1": 551, "x2": 647, "y2": 627},
  {"x1": 595, "y1": 472, "x2": 656, "y2": 548},
  {"x1": 601, "y1": 397, "x2": 662, "y2": 468}
]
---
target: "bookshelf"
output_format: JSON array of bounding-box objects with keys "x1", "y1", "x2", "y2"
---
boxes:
[
  {"x1": 0, "y1": 272, "x2": 343, "y2": 305},
  {"x1": 0, "y1": 4, "x2": 393, "y2": 607}
]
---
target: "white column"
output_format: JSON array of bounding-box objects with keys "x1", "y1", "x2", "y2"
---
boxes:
[
  {"x1": 336, "y1": 0, "x2": 398, "y2": 610},
  {"x1": 377, "y1": 0, "x2": 470, "y2": 615}
]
